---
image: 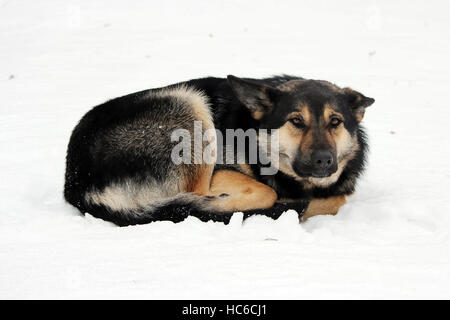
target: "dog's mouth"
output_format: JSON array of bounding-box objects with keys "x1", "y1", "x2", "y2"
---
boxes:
[
  {"x1": 310, "y1": 172, "x2": 333, "y2": 178},
  {"x1": 295, "y1": 171, "x2": 333, "y2": 179},
  {"x1": 293, "y1": 167, "x2": 337, "y2": 179}
]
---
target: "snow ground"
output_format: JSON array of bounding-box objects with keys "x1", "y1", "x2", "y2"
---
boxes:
[{"x1": 1, "y1": 0, "x2": 450, "y2": 299}]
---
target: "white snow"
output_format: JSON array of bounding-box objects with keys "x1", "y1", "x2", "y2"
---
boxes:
[{"x1": 1, "y1": 0, "x2": 450, "y2": 299}]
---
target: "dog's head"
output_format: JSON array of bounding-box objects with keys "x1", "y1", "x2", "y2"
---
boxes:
[{"x1": 227, "y1": 75, "x2": 374, "y2": 186}]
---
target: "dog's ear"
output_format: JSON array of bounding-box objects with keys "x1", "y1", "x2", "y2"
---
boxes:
[
  {"x1": 343, "y1": 88, "x2": 375, "y2": 122},
  {"x1": 227, "y1": 75, "x2": 280, "y2": 120}
]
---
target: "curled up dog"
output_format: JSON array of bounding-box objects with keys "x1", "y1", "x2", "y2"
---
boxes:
[{"x1": 64, "y1": 75, "x2": 374, "y2": 226}]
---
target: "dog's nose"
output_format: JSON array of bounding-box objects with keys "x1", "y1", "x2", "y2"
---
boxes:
[{"x1": 311, "y1": 150, "x2": 333, "y2": 170}]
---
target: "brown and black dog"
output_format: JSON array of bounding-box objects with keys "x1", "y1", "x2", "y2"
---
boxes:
[{"x1": 64, "y1": 75, "x2": 374, "y2": 226}]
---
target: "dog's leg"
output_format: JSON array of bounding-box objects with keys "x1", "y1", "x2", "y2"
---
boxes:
[
  {"x1": 301, "y1": 195, "x2": 346, "y2": 221},
  {"x1": 190, "y1": 163, "x2": 215, "y2": 196},
  {"x1": 207, "y1": 170, "x2": 277, "y2": 212}
]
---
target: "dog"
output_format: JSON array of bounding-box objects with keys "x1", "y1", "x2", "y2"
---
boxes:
[{"x1": 64, "y1": 75, "x2": 374, "y2": 226}]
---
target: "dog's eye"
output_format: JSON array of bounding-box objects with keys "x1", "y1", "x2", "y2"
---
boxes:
[
  {"x1": 330, "y1": 117, "x2": 342, "y2": 128},
  {"x1": 290, "y1": 117, "x2": 305, "y2": 128}
]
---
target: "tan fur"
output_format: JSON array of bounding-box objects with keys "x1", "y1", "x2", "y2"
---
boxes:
[
  {"x1": 190, "y1": 164, "x2": 214, "y2": 196},
  {"x1": 355, "y1": 112, "x2": 364, "y2": 123},
  {"x1": 289, "y1": 106, "x2": 311, "y2": 123},
  {"x1": 277, "y1": 106, "x2": 311, "y2": 164},
  {"x1": 278, "y1": 122, "x2": 302, "y2": 159},
  {"x1": 276, "y1": 122, "x2": 302, "y2": 178},
  {"x1": 252, "y1": 110, "x2": 265, "y2": 120},
  {"x1": 301, "y1": 195, "x2": 347, "y2": 221},
  {"x1": 323, "y1": 104, "x2": 343, "y2": 122},
  {"x1": 238, "y1": 163, "x2": 255, "y2": 177},
  {"x1": 208, "y1": 170, "x2": 277, "y2": 211}
]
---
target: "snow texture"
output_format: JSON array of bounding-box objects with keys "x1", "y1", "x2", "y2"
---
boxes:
[{"x1": 1, "y1": 0, "x2": 450, "y2": 299}]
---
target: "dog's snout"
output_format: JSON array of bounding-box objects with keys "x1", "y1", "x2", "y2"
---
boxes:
[
  {"x1": 311, "y1": 150, "x2": 333, "y2": 170},
  {"x1": 293, "y1": 149, "x2": 337, "y2": 178}
]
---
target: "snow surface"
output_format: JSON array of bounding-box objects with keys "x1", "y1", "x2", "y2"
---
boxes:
[{"x1": 1, "y1": 0, "x2": 450, "y2": 299}]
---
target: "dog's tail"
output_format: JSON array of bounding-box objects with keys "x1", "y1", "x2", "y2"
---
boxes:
[
  {"x1": 80, "y1": 193, "x2": 308, "y2": 226},
  {"x1": 79, "y1": 193, "x2": 218, "y2": 226}
]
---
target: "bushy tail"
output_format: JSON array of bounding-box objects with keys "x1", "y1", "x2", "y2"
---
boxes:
[{"x1": 82, "y1": 193, "x2": 308, "y2": 227}]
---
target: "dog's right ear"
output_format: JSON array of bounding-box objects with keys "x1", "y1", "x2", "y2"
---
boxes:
[{"x1": 227, "y1": 75, "x2": 280, "y2": 120}]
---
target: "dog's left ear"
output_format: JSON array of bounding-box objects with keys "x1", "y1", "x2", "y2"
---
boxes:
[
  {"x1": 343, "y1": 88, "x2": 375, "y2": 122},
  {"x1": 227, "y1": 75, "x2": 280, "y2": 120}
]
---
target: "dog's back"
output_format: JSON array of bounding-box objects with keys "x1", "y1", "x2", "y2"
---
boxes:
[{"x1": 64, "y1": 85, "x2": 220, "y2": 225}]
